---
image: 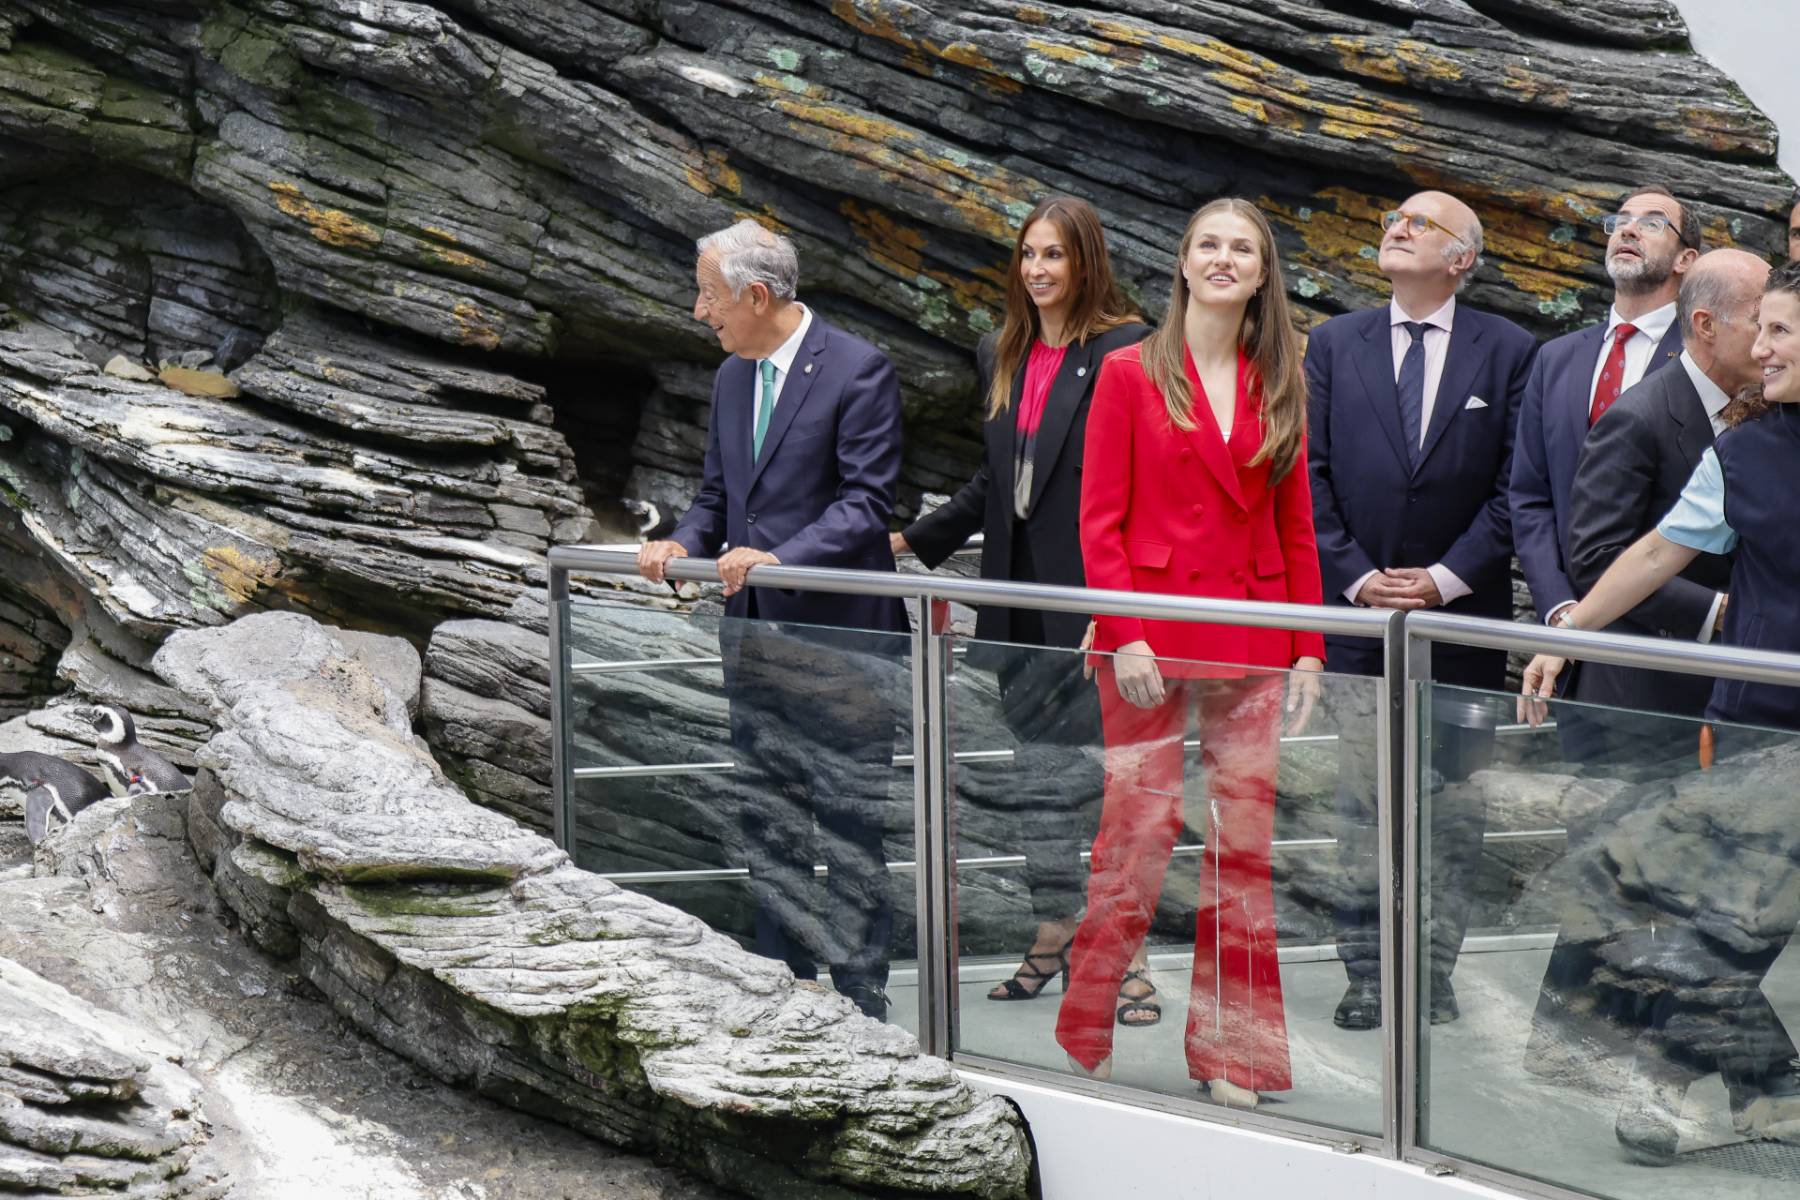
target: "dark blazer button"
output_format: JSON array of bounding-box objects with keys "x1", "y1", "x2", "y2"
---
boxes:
[{"x1": 747, "y1": 513, "x2": 756, "y2": 524}]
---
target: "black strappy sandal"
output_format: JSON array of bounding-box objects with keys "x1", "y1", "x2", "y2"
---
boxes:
[
  {"x1": 986, "y1": 940, "x2": 1073, "y2": 1001},
  {"x1": 1115, "y1": 968, "x2": 1162, "y2": 1027}
]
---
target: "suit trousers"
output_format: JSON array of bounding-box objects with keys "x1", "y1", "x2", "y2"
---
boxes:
[
  {"x1": 990, "y1": 529, "x2": 1105, "y2": 923},
  {"x1": 1529, "y1": 705, "x2": 1702, "y2": 1068},
  {"x1": 1057, "y1": 671, "x2": 1290, "y2": 1092},
  {"x1": 1334, "y1": 690, "x2": 1493, "y2": 985},
  {"x1": 724, "y1": 621, "x2": 901, "y2": 992}
]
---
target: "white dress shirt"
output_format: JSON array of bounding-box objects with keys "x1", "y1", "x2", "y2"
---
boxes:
[
  {"x1": 1585, "y1": 300, "x2": 1678, "y2": 411},
  {"x1": 1389, "y1": 296, "x2": 1456, "y2": 443},
  {"x1": 1345, "y1": 298, "x2": 1471, "y2": 606},
  {"x1": 1678, "y1": 349, "x2": 1732, "y2": 643},
  {"x1": 750, "y1": 304, "x2": 813, "y2": 456}
]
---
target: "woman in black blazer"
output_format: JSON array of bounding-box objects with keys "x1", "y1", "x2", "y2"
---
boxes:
[{"x1": 894, "y1": 196, "x2": 1153, "y2": 1018}]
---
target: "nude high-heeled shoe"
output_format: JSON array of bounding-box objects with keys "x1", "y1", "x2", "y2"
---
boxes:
[
  {"x1": 1207, "y1": 1078, "x2": 1261, "y2": 1109},
  {"x1": 1067, "y1": 1053, "x2": 1113, "y2": 1082}
]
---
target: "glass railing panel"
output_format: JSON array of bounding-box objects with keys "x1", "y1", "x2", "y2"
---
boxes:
[
  {"x1": 561, "y1": 593, "x2": 915, "y2": 1024},
  {"x1": 1415, "y1": 681, "x2": 1800, "y2": 1196},
  {"x1": 943, "y1": 637, "x2": 1386, "y2": 1135}
]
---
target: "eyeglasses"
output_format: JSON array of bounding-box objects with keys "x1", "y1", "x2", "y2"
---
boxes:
[
  {"x1": 1601, "y1": 212, "x2": 1695, "y2": 248},
  {"x1": 1381, "y1": 210, "x2": 1464, "y2": 241},
  {"x1": 1601, "y1": 213, "x2": 1674, "y2": 236}
]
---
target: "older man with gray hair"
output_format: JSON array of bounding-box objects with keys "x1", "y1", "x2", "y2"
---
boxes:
[{"x1": 639, "y1": 219, "x2": 907, "y2": 1019}]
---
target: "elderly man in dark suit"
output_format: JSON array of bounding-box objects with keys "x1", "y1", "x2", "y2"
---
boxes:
[
  {"x1": 1306, "y1": 190, "x2": 1537, "y2": 1030},
  {"x1": 640, "y1": 219, "x2": 907, "y2": 1019},
  {"x1": 1508, "y1": 185, "x2": 1698, "y2": 763}
]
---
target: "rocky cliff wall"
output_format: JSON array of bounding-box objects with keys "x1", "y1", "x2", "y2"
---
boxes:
[{"x1": 1, "y1": 3, "x2": 1793, "y2": 689}]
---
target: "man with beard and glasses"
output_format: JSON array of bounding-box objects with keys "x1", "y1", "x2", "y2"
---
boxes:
[{"x1": 1509, "y1": 184, "x2": 1699, "y2": 763}]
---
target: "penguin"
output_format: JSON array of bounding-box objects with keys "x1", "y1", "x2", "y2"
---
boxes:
[
  {"x1": 75, "y1": 705, "x2": 192, "y2": 796},
  {"x1": 24, "y1": 779, "x2": 73, "y2": 846},
  {"x1": 1, "y1": 750, "x2": 108, "y2": 821}
]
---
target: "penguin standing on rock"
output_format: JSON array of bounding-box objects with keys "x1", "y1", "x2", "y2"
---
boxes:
[
  {"x1": 1, "y1": 752, "x2": 109, "y2": 845},
  {"x1": 76, "y1": 705, "x2": 192, "y2": 796}
]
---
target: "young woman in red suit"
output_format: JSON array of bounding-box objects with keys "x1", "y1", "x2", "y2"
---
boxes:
[{"x1": 1054, "y1": 198, "x2": 1325, "y2": 1107}]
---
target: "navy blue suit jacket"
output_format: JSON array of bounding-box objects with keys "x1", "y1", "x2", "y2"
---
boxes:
[
  {"x1": 671, "y1": 314, "x2": 908, "y2": 634},
  {"x1": 1306, "y1": 304, "x2": 1537, "y2": 685},
  {"x1": 1508, "y1": 319, "x2": 1684, "y2": 621}
]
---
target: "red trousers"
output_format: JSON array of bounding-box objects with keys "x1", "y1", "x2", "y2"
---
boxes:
[{"x1": 1055, "y1": 671, "x2": 1291, "y2": 1092}]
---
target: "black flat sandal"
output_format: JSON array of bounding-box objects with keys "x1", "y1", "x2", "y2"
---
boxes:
[
  {"x1": 987, "y1": 940, "x2": 1073, "y2": 1001},
  {"x1": 1115, "y1": 968, "x2": 1162, "y2": 1027}
]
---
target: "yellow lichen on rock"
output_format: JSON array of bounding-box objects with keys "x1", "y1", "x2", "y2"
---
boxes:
[
  {"x1": 451, "y1": 302, "x2": 502, "y2": 350},
  {"x1": 267, "y1": 181, "x2": 381, "y2": 250}
]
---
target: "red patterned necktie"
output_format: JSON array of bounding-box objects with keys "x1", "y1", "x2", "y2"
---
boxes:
[{"x1": 1589, "y1": 322, "x2": 1639, "y2": 426}]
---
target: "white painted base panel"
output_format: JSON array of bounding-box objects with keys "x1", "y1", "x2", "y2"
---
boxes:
[{"x1": 960, "y1": 1069, "x2": 1514, "y2": 1200}]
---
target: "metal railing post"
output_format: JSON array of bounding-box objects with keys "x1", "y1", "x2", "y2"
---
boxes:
[
  {"x1": 914, "y1": 597, "x2": 957, "y2": 1057},
  {"x1": 548, "y1": 562, "x2": 572, "y2": 852},
  {"x1": 1376, "y1": 607, "x2": 1406, "y2": 1157},
  {"x1": 1399, "y1": 620, "x2": 1431, "y2": 1158},
  {"x1": 923, "y1": 618, "x2": 956, "y2": 1057}
]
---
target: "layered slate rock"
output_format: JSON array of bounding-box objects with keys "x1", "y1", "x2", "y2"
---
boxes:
[
  {"x1": 0, "y1": 957, "x2": 224, "y2": 1197},
  {"x1": 0, "y1": 312, "x2": 591, "y2": 637},
  {"x1": 1, "y1": 0, "x2": 1791, "y2": 556},
  {"x1": 154, "y1": 611, "x2": 1031, "y2": 1200}
]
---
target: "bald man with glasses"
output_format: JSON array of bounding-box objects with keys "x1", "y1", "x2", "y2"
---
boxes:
[{"x1": 1307, "y1": 190, "x2": 1538, "y2": 1031}]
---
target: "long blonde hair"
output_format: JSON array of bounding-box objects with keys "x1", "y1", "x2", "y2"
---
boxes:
[
  {"x1": 987, "y1": 196, "x2": 1139, "y2": 419},
  {"x1": 1137, "y1": 199, "x2": 1307, "y2": 482}
]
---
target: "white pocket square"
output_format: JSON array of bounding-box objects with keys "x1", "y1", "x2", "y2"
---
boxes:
[{"x1": 1464, "y1": 396, "x2": 1488, "y2": 410}]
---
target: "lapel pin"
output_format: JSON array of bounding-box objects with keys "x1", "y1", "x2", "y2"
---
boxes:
[
  {"x1": 1077, "y1": 366, "x2": 1087, "y2": 377},
  {"x1": 804, "y1": 363, "x2": 814, "y2": 375}
]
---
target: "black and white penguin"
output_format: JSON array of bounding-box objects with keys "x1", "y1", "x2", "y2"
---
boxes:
[
  {"x1": 1, "y1": 750, "x2": 108, "y2": 820},
  {"x1": 76, "y1": 705, "x2": 192, "y2": 796},
  {"x1": 5, "y1": 752, "x2": 109, "y2": 846}
]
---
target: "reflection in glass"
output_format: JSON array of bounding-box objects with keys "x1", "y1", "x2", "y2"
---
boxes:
[
  {"x1": 1418, "y1": 683, "x2": 1800, "y2": 1197},
  {"x1": 563, "y1": 596, "x2": 912, "y2": 1023},
  {"x1": 949, "y1": 639, "x2": 1385, "y2": 1135}
]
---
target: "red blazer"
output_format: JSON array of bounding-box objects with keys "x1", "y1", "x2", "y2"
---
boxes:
[{"x1": 1079, "y1": 344, "x2": 1327, "y2": 676}]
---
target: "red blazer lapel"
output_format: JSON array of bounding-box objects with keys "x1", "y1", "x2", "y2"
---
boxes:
[{"x1": 1178, "y1": 347, "x2": 1249, "y2": 509}]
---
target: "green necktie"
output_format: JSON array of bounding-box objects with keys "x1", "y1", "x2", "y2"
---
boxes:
[{"x1": 753, "y1": 358, "x2": 777, "y2": 460}]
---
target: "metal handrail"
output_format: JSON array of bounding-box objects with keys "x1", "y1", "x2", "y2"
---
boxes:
[
  {"x1": 1408, "y1": 609, "x2": 1800, "y2": 688},
  {"x1": 549, "y1": 546, "x2": 1393, "y2": 638}
]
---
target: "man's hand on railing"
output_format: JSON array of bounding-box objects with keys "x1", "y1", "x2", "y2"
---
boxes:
[
  {"x1": 1517, "y1": 654, "x2": 1567, "y2": 726},
  {"x1": 1287, "y1": 656, "x2": 1323, "y2": 735},
  {"x1": 717, "y1": 547, "x2": 779, "y2": 596},
  {"x1": 1113, "y1": 640, "x2": 1164, "y2": 709},
  {"x1": 637, "y1": 539, "x2": 688, "y2": 584},
  {"x1": 890, "y1": 531, "x2": 910, "y2": 556}
]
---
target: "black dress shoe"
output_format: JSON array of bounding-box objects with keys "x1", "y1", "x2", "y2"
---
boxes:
[
  {"x1": 1430, "y1": 977, "x2": 1460, "y2": 1026},
  {"x1": 838, "y1": 980, "x2": 890, "y2": 1022},
  {"x1": 1333, "y1": 979, "x2": 1382, "y2": 1030}
]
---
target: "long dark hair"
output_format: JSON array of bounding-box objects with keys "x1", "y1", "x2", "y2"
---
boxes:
[
  {"x1": 987, "y1": 196, "x2": 1138, "y2": 419},
  {"x1": 1137, "y1": 198, "x2": 1307, "y2": 482}
]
